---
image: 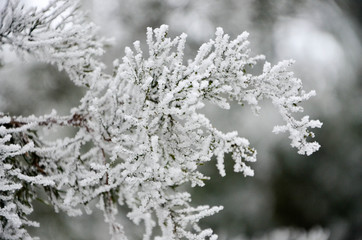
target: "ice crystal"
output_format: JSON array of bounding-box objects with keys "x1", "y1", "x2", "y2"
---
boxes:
[{"x1": 0, "y1": 1, "x2": 322, "y2": 239}]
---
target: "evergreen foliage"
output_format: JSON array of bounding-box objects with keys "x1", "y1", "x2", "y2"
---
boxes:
[{"x1": 0, "y1": 1, "x2": 322, "y2": 239}]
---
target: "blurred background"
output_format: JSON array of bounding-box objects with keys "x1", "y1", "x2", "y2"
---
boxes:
[{"x1": 1, "y1": 0, "x2": 361, "y2": 239}]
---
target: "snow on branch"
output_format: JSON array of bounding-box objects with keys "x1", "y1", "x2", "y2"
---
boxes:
[
  {"x1": 0, "y1": 2, "x2": 322, "y2": 239},
  {"x1": 0, "y1": 0, "x2": 107, "y2": 86}
]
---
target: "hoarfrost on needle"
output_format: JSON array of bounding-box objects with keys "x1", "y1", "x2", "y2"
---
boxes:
[{"x1": 0, "y1": 1, "x2": 322, "y2": 239}]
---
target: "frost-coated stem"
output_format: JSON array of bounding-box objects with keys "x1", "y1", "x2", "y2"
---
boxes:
[{"x1": 0, "y1": 2, "x2": 321, "y2": 239}]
